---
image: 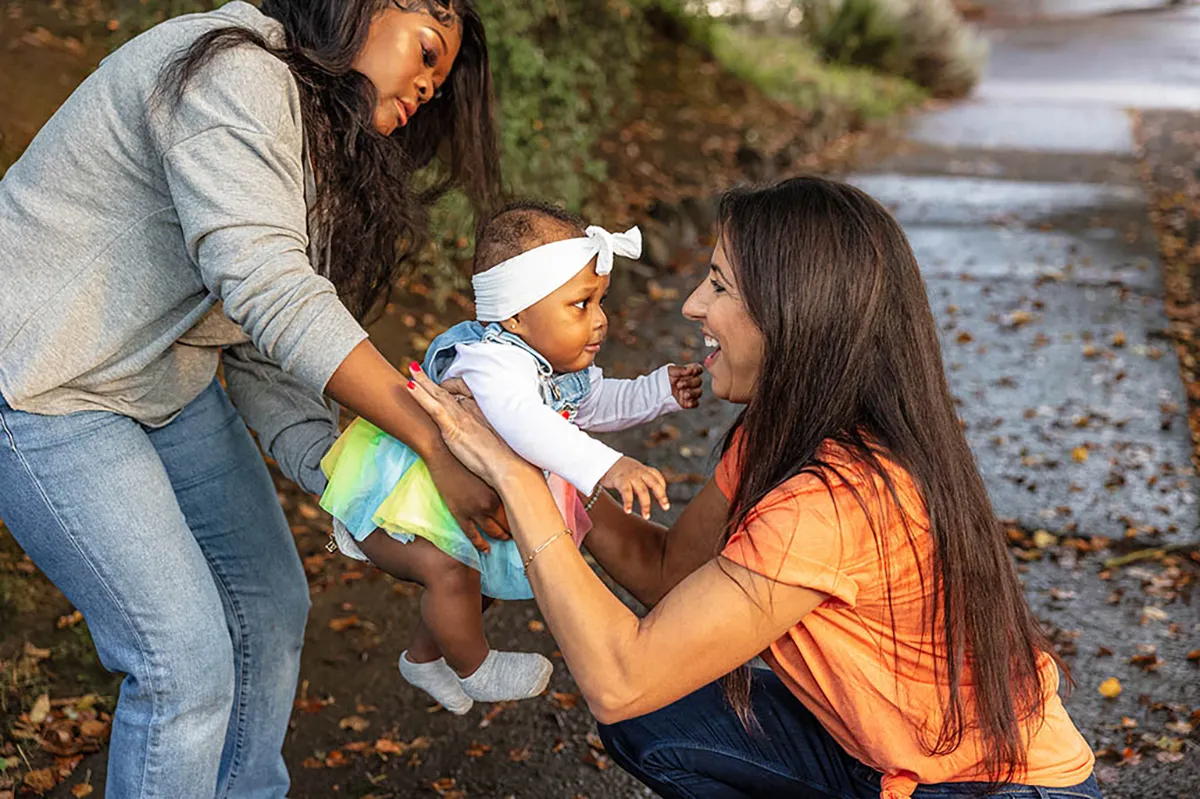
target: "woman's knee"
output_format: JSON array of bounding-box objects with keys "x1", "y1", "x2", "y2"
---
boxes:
[{"x1": 141, "y1": 611, "x2": 237, "y2": 719}]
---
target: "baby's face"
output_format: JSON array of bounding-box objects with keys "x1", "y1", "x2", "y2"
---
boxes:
[{"x1": 508, "y1": 257, "x2": 610, "y2": 373}]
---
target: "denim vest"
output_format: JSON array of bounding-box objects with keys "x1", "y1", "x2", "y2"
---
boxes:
[{"x1": 422, "y1": 321, "x2": 593, "y2": 415}]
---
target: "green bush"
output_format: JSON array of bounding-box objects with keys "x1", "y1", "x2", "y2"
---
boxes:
[
  {"x1": 798, "y1": 0, "x2": 985, "y2": 98},
  {"x1": 711, "y1": 23, "x2": 925, "y2": 129}
]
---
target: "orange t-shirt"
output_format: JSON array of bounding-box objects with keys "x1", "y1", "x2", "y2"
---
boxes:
[{"x1": 715, "y1": 438, "x2": 1094, "y2": 799}]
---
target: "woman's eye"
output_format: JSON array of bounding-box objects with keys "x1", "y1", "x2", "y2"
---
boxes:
[
  {"x1": 709, "y1": 278, "x2": 725, "y2": 294},
  {"x1": 422, "y1": 45, "x2": 438, "y2": 68}
]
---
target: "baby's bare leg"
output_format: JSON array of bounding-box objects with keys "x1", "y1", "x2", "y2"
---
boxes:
[
  {"x1": 357, "y1": 531, "x2": 488, "y2": 675},
  {"x1": 409, "y1": 595, "x2": 496, "y2": 666},
  {"x1": 359, "y1": 532, "x2": 552, "y2": 703}
]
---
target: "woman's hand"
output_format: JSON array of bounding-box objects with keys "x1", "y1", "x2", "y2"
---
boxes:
[
  {"x1": 424, "y1": 452, "x2": 510, "y2": 552},
  {"x1": 407, "y1": 367, "x2": 541, "y2": 490}
]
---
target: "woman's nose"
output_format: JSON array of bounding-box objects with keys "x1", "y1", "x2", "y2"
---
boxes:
[
  {"x1": 415, "y1": 76, "x2": 431, "y2": 102},
  {"x1": 681, "y1": 283, "x2": 705, "y2": 322}
]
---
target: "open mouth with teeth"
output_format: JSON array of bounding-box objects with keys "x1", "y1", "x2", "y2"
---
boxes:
[{"x1": 703, "y1": 334, "x2": 721, "y2": 368}]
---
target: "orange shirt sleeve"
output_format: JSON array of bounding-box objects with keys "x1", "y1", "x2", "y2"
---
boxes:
[{"x1": 717, "y1": 442, "x2": 860, "y2": 607}]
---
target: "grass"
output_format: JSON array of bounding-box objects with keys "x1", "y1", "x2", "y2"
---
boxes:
[{"x1": 711, "y1": 23, "x2": 927, "y2": 129}]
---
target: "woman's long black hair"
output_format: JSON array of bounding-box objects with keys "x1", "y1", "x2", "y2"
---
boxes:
[
  {"x1": 716, "y1": 177, "x2": 1066, "y2": 788},
  {"x1": 158, "y1": 0, "x2": 500, "y2": 318}
]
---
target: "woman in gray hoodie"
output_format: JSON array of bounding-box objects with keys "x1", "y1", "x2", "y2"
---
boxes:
[{"x1": 0, "y1": 1, "x2": 503, "y2": 795}]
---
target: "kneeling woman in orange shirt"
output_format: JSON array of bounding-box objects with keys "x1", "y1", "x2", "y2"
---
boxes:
[{"x1": 406, "y1": 176, "x2": 1100, "y2": 799}]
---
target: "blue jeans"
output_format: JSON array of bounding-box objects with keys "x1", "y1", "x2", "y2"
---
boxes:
[
  {"x1": 0, "y1": 381, "x2": 310, "y2": 798},
  {"x1": 598, "y1": 669, "x2": 1103, "y2": 799}
]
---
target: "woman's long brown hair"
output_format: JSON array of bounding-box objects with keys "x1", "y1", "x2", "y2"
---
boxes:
[{"x1": 716, "y1": 177, "x2": 1066, "y2": 787}]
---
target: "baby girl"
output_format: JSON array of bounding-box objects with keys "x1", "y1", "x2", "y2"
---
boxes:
[{"x1": 320, "y1": 201, "x2": 702, "y2": 714}]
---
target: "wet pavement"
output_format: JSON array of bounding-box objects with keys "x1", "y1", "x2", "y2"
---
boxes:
[{"x1": 858, "y1": 6, "x2": 1200, "y2": 796}]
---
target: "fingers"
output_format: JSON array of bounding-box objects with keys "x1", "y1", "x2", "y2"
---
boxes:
[
  {"x1": 462, "y1": 522, "x2": 492, "y2": 554},
  {"x1": 405, "y1": 364, "x2": 455, "y2": 424},
  {"x1": 492, "y1": 503, "x2": 511, "y2": 534},
  {"x1": 633, "y1": 476, "x2": 652, "y2": 520},
  {"x1": 618, "y1": 482, "x2": 636, "y2": 516},
  {"x1": 647, "y1": 467, "x2": 670, "y2": 512},
  {"x1": 478, "y1": 515, "x2": 510, "y2": 541},
  {"x1": 440, "y1": 377, "x2": 474, "y2": 399}
]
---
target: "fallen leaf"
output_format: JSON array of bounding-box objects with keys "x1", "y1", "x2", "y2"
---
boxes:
[
  {"x1": 375, "y1": 738, "x2": 405, "y2": 756},
  {"x1": 56, "y1": 610, "x2": 84, "y2": 630},
  {"x1": 1032, "y1": 530, "x2": 1058, "y2": 549},
  {"x1": 71, "y1": 783, "x2": 94, "y2": 797},
  {"x1": 1187, "y1": 649, "x2": 1200, "y2": 662},
  {"x1": 328, "y1": 615, "x2": 361, "y2": 632},
  {"x1": 78, "y1": 719, "x2": 108, "y2": 738},
  {"x1": 550, "y1": 691, "x2": 580, "y2": 711},
  {"x1": 30, "y1": 693, "x2": 51, "y2": 725},
  {"x1": 527, "y1": 620, "x2": 545, "y2": 633},
  {"x1": 24, "y1": 768, "x2": 57, "y2": 792},
  {"x1": 23, "y1": 642, "x2": 51, "y2": 662},
  {"x1": 1098, "y1": 677, "x2": 1122, "y2": 699},
  {"x1": 1070, "y1": 446, "x2": 1088, "y2": 463},
  {"x1": 338, "y1": 715, "x2": 370, "y2": 733},
  {"x1": 508, "y1": 745, "x2": 532, "y2": 762},
  {"x1": 324, "y1": 749, "x2": 351, "y2": 768},
  {"x1": 465, "y1": 741, "x2": 491, "y2": 758}
]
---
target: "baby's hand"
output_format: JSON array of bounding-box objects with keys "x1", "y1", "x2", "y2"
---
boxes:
[
  {"x1": 668, "y1": 363, "x2": 703, "y2": 409},
  {"x1": 599, "y1": 456, "x2": 669, "y2": 519}
]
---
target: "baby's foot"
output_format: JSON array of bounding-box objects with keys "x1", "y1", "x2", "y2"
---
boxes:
[
  {"x1": 458, "y1": 650, "x2": 553, "y2": 702},
  {"x1": 398, "y1": 651, "x2": 473, "y2": 715}
]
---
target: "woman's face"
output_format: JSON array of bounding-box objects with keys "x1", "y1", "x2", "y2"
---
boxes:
[
  {"x1": 353, "y1": 4, "x2": 462, "y2": 136},
  {"x1": 682, "y1": 236, "x2": 765, "y2": 404}
]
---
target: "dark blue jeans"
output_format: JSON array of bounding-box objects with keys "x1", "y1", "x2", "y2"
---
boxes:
[{"x1": 597, "y1": 669, "x2": 1103, "y2": 799}]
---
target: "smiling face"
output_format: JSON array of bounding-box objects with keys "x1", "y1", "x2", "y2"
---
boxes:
[
  {"x1": 352, "y1": 3, "x2": 462, "y2": 136},
  {"x1": 506, "y1": 260, "x2": 610, "y2": 374},
  {"x1": 682, "y1": 235, "x2": 765, "y2": 403}
]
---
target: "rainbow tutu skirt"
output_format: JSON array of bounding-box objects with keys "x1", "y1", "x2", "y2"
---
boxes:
[{"x1": 319, "y1": 418, "x2": 590, "y2": 600}]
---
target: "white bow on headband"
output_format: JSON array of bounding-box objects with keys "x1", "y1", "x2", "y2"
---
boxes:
[{"x1": 473, "y1": 225, "x2": 642, "y2": 322}]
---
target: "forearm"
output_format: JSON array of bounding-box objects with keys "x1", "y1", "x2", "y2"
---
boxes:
[
  {"x1": 324, "y1": 340, "x2": 444, "y2": 461},
  {"x1": 496, "y1": 469, "x2": 647, "y2": 714}
]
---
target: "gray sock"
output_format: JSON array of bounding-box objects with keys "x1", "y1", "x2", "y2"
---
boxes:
[
  {"x1": 458, "y1": 650, "x2": 553, "y2": 702},
  {"x1": 398, "y1": 651, "x2": 473, "y2": 715}
]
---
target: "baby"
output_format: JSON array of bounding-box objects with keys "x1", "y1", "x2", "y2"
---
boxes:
[{"x1": 320, "y1": 201, "x2": 702, "y2": 714}]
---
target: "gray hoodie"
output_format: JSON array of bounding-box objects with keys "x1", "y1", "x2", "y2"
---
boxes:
[{"x1": 0, "y1": 2, "x2": 367, "y2": 493}]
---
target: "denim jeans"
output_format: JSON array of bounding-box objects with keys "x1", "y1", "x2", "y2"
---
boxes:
[
  {"x1": 598, "y1": 669, "x2": 1103, "y2": 799},
  {"x1": 0, "y1": 380, "x2": 311, "y2": 798}
]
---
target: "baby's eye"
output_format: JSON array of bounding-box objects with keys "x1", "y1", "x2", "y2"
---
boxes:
[{"x1": 572, "y1": 300, "x2": 587, "y2": 310}]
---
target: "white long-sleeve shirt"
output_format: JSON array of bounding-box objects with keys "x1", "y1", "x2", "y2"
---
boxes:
[{"x1": 443, "y1": 342, "x2": 680, "y2": 495}]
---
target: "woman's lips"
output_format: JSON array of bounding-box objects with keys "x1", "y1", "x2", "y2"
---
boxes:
[
  {"x1": 703, "y1": 333, "x2": 720, "y2": 369},
  {"x1": 394, "y1": 99, "x2": 410, "y2": 128}
]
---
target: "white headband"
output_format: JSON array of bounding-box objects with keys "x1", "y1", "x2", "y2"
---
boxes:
[{"x1": 472, "y1": 225, "x2": 642, "y2": 321}]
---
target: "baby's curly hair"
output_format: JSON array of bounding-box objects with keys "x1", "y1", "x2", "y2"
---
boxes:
[{"x1": 472, "y1": 200, "x2": 586, "y2": 276}]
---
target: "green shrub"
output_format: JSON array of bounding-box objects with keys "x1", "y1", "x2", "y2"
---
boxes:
[
  {"x1": 711, "y1": 23, "x2": 925, "y2": 129},
  {"x1": 799, "y1": 0, "x2": 985, "y2": 98},
  {"x1": 801, "y1": 0, "x2": 906, "y2": 70}
]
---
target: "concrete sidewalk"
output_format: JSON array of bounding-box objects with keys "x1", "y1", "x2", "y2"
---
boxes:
[{"x1": 850, "y1": 7, "x2": 1200, "y2": 796}]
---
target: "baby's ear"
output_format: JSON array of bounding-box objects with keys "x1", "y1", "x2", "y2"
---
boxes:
[{"x1": 500, "y1": 316, "x2": 523, "y2": 335}]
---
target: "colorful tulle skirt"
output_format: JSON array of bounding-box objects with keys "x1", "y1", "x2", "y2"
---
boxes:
[{"x1": 319, "y1": 418, "x2": 590, "y2": 600}]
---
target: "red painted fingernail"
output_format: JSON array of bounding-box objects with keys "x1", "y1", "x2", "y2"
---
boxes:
[
  {"x1": 406, "y1": 381, "x2": 415, "y2": 390},
  {"x1": 410, "y1": 361, "x2": 421, "y2": 372}
]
